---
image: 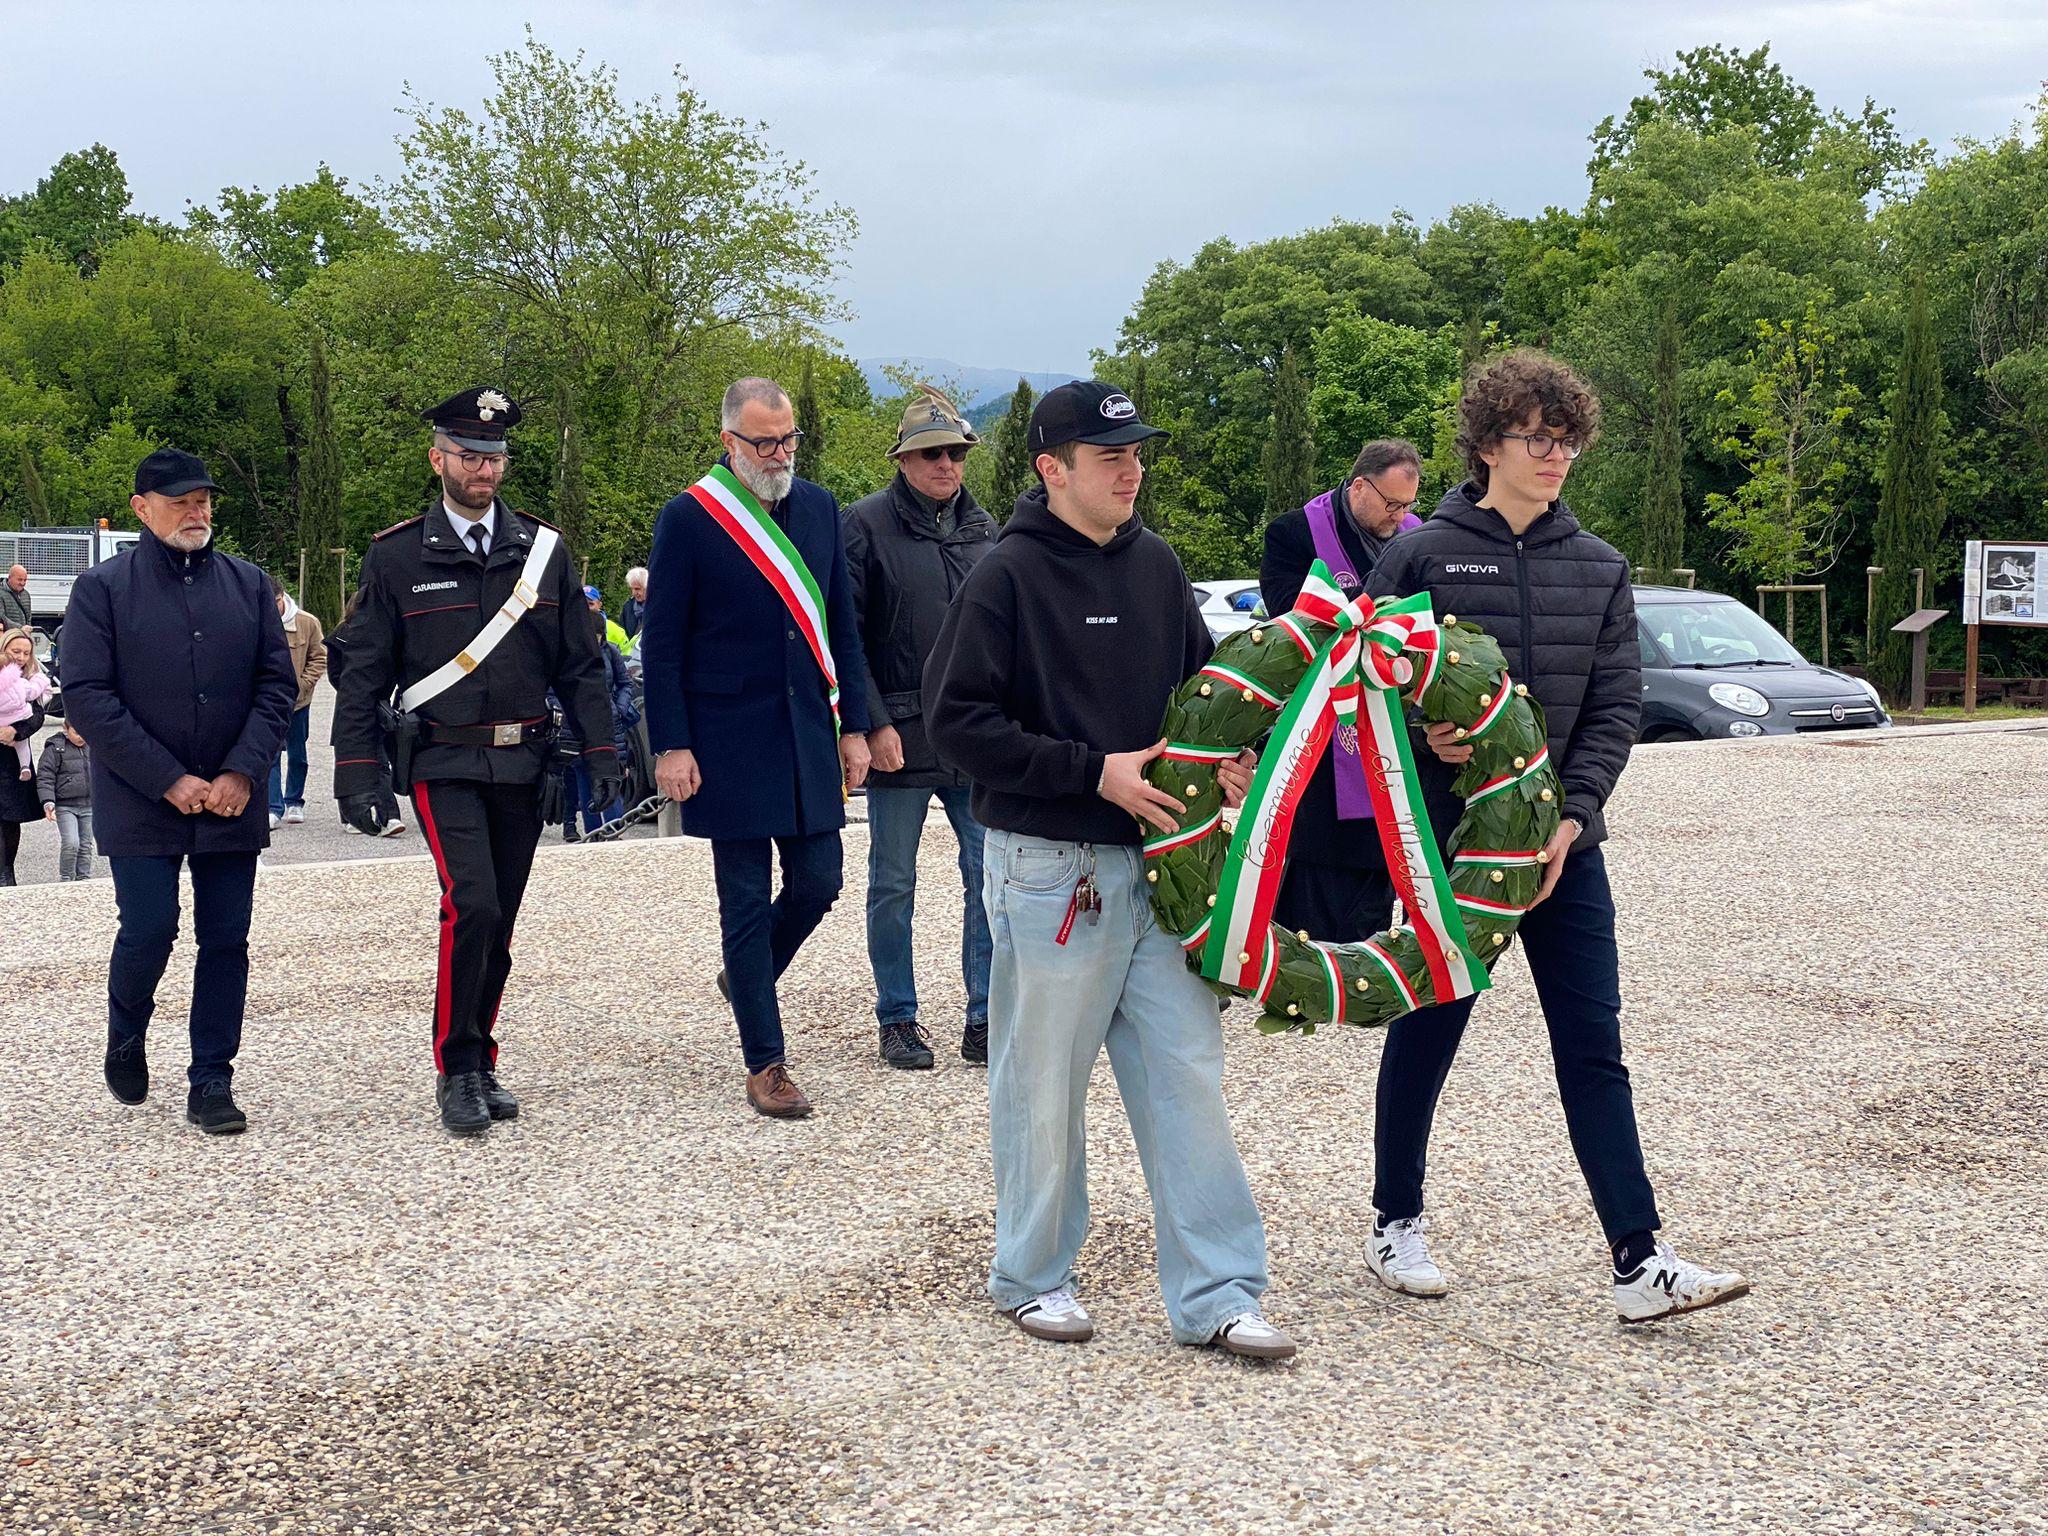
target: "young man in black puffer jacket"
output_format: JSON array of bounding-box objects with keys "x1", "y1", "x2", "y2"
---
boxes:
[{"x1": 1361, "y1": 350, "x2": 1748, "y2": 1324}]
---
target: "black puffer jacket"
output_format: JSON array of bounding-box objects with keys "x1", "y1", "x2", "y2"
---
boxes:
[
  {"x1": 1367, "y1": 484, "x2": 1640, "y2": 845},
  {"x1": 844, "y1": 475, "x2": 995, "y2": 789}
]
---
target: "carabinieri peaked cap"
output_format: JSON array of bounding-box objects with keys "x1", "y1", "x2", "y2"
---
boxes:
[{"x1": 422, "y1": 387, "x2": 523, "y2": 452}]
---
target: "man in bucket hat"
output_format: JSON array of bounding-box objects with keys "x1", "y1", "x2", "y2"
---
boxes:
[{"x1": 844, "y1": 387, "x2": 997, "y2": 1070}]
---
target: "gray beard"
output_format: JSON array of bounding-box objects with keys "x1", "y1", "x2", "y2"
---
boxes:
[
  {"x1": 161, "y1": 528, "x2": 212, "y2": 553},
  {"x1": 732, "y1": 457, "x2": 794, "y2": 505}
]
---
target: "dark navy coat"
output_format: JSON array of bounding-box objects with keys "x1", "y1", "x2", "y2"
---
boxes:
[
  {"x1": 60, "y1": 528, "x2": 296, "y2": 857},
  {"x1": 640, "y1": 461, "x2": 871, "y2": 841}
]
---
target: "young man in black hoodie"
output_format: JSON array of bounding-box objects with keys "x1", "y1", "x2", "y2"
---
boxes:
[
  {"x1": 924, "y1": 382, "x2": 1294, "y2": 1359},
  {"x1": 1362, "y1": 350, "x2": 1748, "y2": 1323}
]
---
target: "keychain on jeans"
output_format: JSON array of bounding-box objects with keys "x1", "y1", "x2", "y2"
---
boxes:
[{"x1": 1055, "y1": 845, "x2": 1100, "y2": 946}]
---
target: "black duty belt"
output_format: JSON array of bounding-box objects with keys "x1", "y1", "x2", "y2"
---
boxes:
[{"x1": 421, "y1": 719, "x2": 551, "y2": 748}]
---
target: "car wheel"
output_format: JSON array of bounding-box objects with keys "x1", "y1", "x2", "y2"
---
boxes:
[{"x1": 1640, "y1": 725, "x2": 1699, "y2": 744}]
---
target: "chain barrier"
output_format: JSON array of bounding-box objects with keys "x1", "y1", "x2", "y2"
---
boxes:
[{"x1": 565, "y1": 793, "x2": 669, "y2": 844}]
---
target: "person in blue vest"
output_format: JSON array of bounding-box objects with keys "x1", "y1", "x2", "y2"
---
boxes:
[
  {"x1": 60, "y1": 448, "x2": 297, "y2": 1134},
  {"x1": 640, "y1": 376, "x2": 873, "y2": 1119}
]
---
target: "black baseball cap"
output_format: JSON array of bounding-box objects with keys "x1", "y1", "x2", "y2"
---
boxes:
[
  {"x1": 134, "y1": 448, "x2": 220, "y2": 498},
  {"x1": 1028, "y1": 381, "x2": 1167, "y2": 454}
]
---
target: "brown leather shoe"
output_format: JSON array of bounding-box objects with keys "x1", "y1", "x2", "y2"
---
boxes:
[{"x1": 746, "y1": 1062, "x2": 812, "y2": 1119}]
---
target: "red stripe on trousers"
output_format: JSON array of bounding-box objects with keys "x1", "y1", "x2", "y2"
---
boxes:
[{"x1": 412, "y1": 782, "x2": 458, "y2": 1072}]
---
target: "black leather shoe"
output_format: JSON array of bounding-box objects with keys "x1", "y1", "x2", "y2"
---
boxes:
[
  {"x1": 961, "y1": 1019, "x2": 989, "y2": 1066},
  {"x1": 478, "y1": 1070, "x2": 520, "y2": 1120},
  {"x1": 437, "y1": 1072, "x2": 491, "y2": 1136},
  {"x1": 716, "y1": 968, "x2": 731, "y2": 1004},
  {"x1": 879, "y1": 1022, "x2": 936, "y2": 1070},
  {"x1": 105, "y1": 1031, "x2": 149, "y2": 1104},
  {"x1": 185, "y1": 1080, "x2": 247, "y2": 1135}
]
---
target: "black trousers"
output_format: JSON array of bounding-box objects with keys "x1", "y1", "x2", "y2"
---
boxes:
[
  {"x1": 412, "y1": 779, "x2": 542, "y2": 1076},
  {"x1": 710, "y1": 831, "x2": 843, "y2": 1072},
  {"x1": 1371, "y1": 845, "x2": 1661, "y2": 1245},
  {"x1": 107, "y1": 852, "x2": 258, "y2": 1086}
]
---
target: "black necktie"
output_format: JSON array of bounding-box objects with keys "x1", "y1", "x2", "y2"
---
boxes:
[{"x1": 467, "y1": 524, "x2": 487, "y2": 561}]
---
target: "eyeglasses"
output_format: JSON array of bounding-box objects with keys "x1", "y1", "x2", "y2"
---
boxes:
[
  {"x1": 445, "y1": 450, "x2": 508, "y2": 474},
  {"x1": 728, "y1": 429, "x2": 805, "y2": 458},
  {"x1": 1498, "y1": 432, "x2": 1585, "y2": 461},
  {"x1": 1363, "y1": 478, "x2": 1418, "y2": 515},
  {"x1": 915, "y1": 445, "x2": 970, "y2": 464}
]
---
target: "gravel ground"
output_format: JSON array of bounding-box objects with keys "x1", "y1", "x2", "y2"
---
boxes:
[{"x1": 2, "y1": 726, "x2": 2045, "y2": 1534}]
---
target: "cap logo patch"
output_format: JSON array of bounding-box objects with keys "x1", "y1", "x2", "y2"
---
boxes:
[
  {"x1": 1099, "y1": 394, "x2": 1137, "y2": 420},
  {"x1": 477, "y1": 389, "x2": 511, "y2": 420}
]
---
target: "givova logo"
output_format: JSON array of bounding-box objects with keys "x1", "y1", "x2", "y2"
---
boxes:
[{"x1": 1444, "y1": 563, "x2": 1501, "y2": 576}]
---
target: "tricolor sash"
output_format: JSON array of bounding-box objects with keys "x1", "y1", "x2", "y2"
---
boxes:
[
  {"x1": 1197, "y1": 560, "x2": 1490, "y2": 1009},
  {"x1": 686, "y1": 465, "x2": 839, "y2": 726}
]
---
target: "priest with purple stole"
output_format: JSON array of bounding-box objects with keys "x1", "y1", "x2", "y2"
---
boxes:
[
  {"x1": 640, "y1": 377, "x2": 874, "y2": 1121},
  {"x1": 1257, "y1": 439, "x2": 1432, "y2": 942}
]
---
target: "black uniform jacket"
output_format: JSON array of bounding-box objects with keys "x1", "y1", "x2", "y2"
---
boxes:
[{"x1": 328, "y1": 500, "x2": 619, "y2": 799}]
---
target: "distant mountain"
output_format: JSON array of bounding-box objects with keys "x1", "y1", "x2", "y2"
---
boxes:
[{"x1": 857, "y1": 357, "x2": 1078, "y2": 413}]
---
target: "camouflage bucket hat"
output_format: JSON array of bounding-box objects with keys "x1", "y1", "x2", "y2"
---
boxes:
[{"x1": 888, "y1": 385, "x2": 979, "y2": 458}]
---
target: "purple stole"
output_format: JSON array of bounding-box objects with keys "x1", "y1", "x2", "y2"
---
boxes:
[{"x1": 1305, "y1": 494, "x2": 1421, "y2": 820}]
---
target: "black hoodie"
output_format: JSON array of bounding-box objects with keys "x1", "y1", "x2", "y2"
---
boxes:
[{"x1": 924, "y1": 486, "x2": 1212, "y2": 845}]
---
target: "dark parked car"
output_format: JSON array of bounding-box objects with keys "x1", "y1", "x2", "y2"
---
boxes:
[{"x1": 1636, "y1": 586, "x2": 1888, "y2": 741}]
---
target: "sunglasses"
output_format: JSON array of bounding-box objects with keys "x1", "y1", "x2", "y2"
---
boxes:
[{"x1": 914, "y1": 445, "x2": 971, "y2": 463}]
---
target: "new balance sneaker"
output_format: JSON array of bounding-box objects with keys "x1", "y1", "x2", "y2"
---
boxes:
[
  {"x1": 1008, "y1": 1287, "x2": 1094, "y2": 1343},
  {"x1": 1366, "y1": 1214, "x2": 1450, "y2": 1297},
  {"x1": 1210, "y1": 1312, "x2": 1298, "y2": 1360},
  {"x1": 1614, "y1": 1242, "x2": 1751, "y2": 1323},
  {"x1": 379, "y1": 819, "x2": 407, "y2": 837}
]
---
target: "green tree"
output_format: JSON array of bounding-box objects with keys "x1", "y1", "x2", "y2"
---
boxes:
[
  {"x1": 1640, "y1": 302, "x2": 1685, "y2": 579},
  {"x1": 794, "y1": 356, "x2": 825, "y2": 483},
  {"x1": 1261, "y1": 344, "x2": 1314, "y2": 528},
  {"x1": 985, "y1": 379, "x2": 1037, "y2": 517},
  {"x1": 385, "y1": 29, "x2": 856, "y2": 557},
  {"x1": 1308, "y1": 315, "x2": 1460, "y2": 488},
  {"x1": 0, "y1": 145, "x2": 149, "y2": 274},
  {"x1": 185, "y1": 165, "x2": 396, "y2": 298},
  {"x1": 298, "y1": 328, "x2": 346, "y2": 627},
  {"x1": 1706, "y1": 305, "x2": 1862, "y2": 583},
  {"x1": 1870, "y1": 274, "x2": 1945, "y2": 699},
  {"x1": 19, "y1": 446, "x2": 50, "y2": 526}
]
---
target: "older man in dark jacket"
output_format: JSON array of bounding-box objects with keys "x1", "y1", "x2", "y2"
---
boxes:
[
  {"x1": 61, "y1": 449, "x2": 296, "y2": 1134},
  {"x1": 844, "y1": 386, "x2": 997, "y2": 1070},
  {"x1": 641, "y1": 377, "x2": 873, "y2": 1119}
]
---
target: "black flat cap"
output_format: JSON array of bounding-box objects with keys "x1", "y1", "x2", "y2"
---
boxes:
[{"x1": 423, "y1": 387, "x2": 522, "y2": 452}]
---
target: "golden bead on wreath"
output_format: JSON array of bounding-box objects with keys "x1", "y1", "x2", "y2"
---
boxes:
[
  {"x1": 1238, "y1": 951, "x2": 1252, "y2": 966},
  {"x1": 1198, "y1": 683, "x2": 1213, "y2": 697},
  {"x1": 1241, "y1": 689, "x2": 1255, "y2": 703},
  {"x1": 1537, "y1": 850, "x2": 1551, "y2": 864},
  {"x1": 1513, "y1": 756, "x2": 1526, "y2": 769},
  {"x1": 1479, "y1": 693, "x2": 1493, "y2": 707},
  {"x1": 1514, "y1": 683, "x2": 1529, "y2": 697},
  {"x1": 1447, "y1": 651, "x2": 1461, "y2": 665},
  {"x1": 1443, "y1": 613, "x2": 1457, "y2": 626},
  {"x1": 1540, "y1": 788, "x2": 1554, "y2": 802},
  {"x1": 1249, "y1": 627, "x2": 1264, "y2": 644},
  {"x1": 1207, "y1": 894, "x2": 1217, "y2": 907},
  {"x1": 1356, "y1": 978, "x2": 1370, "y2": 993},
  {"x1": 1296, "y1": 929, "x2": 1311, "y2": 943},
  {"x1": 1490, "y1": 869, "x2": 1504, "y2": 884},
  {"x1": 1285, "y1": 1003, "x2": 1300, "y2": 1016},
  {"x1": 1186, "y1": 784, "x2": 1201, "y2": 798},
  {"x1": 1454, "y1": 727, "x2": 1469, "y2": 741},
  {"x1": 1492, "y1": 933, "x2": 1506, "y2": 946},
  {"x1": 1146, "y1": 869, "x2": 1158, "y2": 883}
]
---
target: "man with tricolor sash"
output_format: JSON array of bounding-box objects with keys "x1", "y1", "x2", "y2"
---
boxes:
[
  {"x1": 1359, "y1": 350, "x2": 1748, "y2": 1323},
  {"x1": 640, "y1": 377, "x2": 874, "y2": 1121},
  {"x1": 925, "y1": 381, "x2": 1295, "y2": 1360}
]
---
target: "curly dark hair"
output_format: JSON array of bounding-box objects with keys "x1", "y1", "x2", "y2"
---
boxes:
[{"x1": 1456, "y1": 350, "x2": 1600, "y2": 490}]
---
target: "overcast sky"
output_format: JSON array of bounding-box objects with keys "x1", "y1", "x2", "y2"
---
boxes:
[{"x1": 4, "y1": 1, "x2": 2044, "y2": 375}]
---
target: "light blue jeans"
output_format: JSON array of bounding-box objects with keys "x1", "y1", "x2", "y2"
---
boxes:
[{"x1": 982, "y1": 828, "x2": 1269, "y2": 1343}]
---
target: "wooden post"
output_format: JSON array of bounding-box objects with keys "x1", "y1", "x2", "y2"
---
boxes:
[
  {"x1": 330, "y1": 547, "x2": 348, "y2": 618},
  {"x1": 297, "y1": 547, "x2": 307, "y2": 605},
  {"x1": 1964, "y1": 621, "x2": 1980, "y2": 715}
]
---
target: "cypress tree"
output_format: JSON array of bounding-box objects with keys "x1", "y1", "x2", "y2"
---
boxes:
[
  {"x1": 1640, "y1": 303, "x2": 1685, "y2": 582},
  {"x1": 552, "y1": 377, "x2": 589, "y2": 555},
  {"x1": 20, "y1": 447, "x2": 51, "y2": 526},
  {"x1": 298, "y1": 330, "x2": 346, "y2": 628},
  {"x1": 1872, "y1": 273, "x2": 1945, "y2": 703},
  {"x1": 988, "y1": 378, "x2": 1037, "y2": 517},
  {"x1": 794, "y1": 357, "x2": 825, "y2": 484},
  {"x1": 1261, "y1": 343, "x2": 1314, "y2": 528}
]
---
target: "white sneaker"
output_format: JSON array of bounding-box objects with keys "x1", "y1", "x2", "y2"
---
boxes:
[
  {"x1": 1008, "y1": 1286, "x2": 1094, "y2": 1343},
  {"x1": 379, "y1": 819, "x2": 408, "y2": 838},
  {"x1": 268, "y1": 813, "x2": 281, "y2": 830},
  {"x1": 283, "y1": 806, "x2": 304, "y2": 824},
  {"x1": 1614, "y1": 1242, "x2": 1751, "y2": 1323},
  {"x1": 1366, "y1": 1214, "x2": 1450, "y2": 1297},
  {"x1": 1211, "y1": 1312, "x2": 1298, "y2": 1360}
]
